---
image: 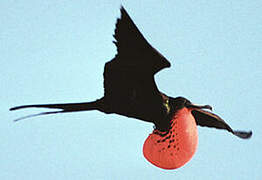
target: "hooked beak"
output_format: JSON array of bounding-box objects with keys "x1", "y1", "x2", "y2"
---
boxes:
[{"x1": 185, "y1": 102, "x2": 213, "y2": 111}]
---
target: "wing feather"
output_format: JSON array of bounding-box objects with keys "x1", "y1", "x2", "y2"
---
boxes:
[
  {"x1": 113, "y1": 6, "x2": 170, "y2": 74},
  {"x1": 102, "y1": 7, "x2": 170, "y2": 123},
  {"x1": 192, "y1": 109, "x2": 252, "y2": 139}
]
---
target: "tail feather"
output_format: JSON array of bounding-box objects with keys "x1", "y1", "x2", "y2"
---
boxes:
[
  {"x1": 13, "y1": 110, "x2": 64, "y2": 122},
  {"x1": 10, "y1": 101, "x2": 100, "y2": 111},
  {"x1": 10, "y1": 100, "x2": 103, "y2": 121}
]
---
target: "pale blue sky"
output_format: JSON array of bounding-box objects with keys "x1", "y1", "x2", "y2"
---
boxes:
[{"x1": 1, "y1": 1, "x2": 261, "y2": 179}]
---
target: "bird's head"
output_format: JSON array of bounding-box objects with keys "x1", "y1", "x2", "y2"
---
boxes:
[{"x1": 170, "y1": 96, "x2": 213, "y2": 112}]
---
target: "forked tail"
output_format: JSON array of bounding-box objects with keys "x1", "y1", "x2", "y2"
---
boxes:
[{"x1": 10, "y1": 99, "x2": 103, "y2": 122}]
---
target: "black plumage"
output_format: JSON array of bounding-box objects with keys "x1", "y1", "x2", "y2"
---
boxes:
[{"x1": 10, "y1": 6, "x2": 252, "y2": 139}]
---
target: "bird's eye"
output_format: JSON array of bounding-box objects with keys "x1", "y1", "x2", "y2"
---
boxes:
[{"x1": 184, "y1": 100, "x2": 191, "y2": 106}]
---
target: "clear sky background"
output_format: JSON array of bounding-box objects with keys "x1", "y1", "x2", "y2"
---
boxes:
[{"x1": 1, "y1": 1, "x2": 261, "y2": 179}]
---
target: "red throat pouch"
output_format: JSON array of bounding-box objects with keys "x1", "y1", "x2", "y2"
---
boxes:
[{"x1": 143, "y1": 108, "x2": 198, "y2": 169}]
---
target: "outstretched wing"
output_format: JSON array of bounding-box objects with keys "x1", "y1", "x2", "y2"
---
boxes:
[
  {"x1": 103, "y1": 7, "x2": 171, "y2": 122},
  {"x1": 192, "y1": 109, "x2": 252, "y2": 139},
  {"x1": 113, "y1": 7, "x2": 171, "y2": 73}
]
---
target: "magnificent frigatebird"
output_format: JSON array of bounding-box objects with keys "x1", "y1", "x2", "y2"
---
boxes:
[{"x1": 10, "y1": 7, "x2": 252, "y2": 169}]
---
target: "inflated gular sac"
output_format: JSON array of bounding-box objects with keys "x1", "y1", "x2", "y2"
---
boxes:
[{"x1": 143, "y1": 108, "x2": 198, "y2": 169}]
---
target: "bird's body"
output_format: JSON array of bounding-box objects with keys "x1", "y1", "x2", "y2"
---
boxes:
[
  {"x1": 10, "y1": 6, "x2": 252, "y2": 170},
  {"x1": 143, "y1": 107, "x2": 198, "y2": 169}
]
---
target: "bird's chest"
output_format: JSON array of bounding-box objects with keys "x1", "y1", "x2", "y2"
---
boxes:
[{"x1": 143, "y1": 108, "x2": 198, "y2": 169}]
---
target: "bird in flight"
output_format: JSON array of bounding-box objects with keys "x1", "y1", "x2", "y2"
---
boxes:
[{"x1": 10, "y1": 6, "x2": 252, "y2": 170}]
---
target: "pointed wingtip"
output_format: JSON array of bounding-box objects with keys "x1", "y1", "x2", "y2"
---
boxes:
[
  {"x1": 120, "y1": 5, "x2": 125, "y2": 11},
  {"x1": 120, "y1": 5, "x2": 129, "y2": 17},
  {"x1": 233, "y1": 130, "x2": 252, "y2": 139}
]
